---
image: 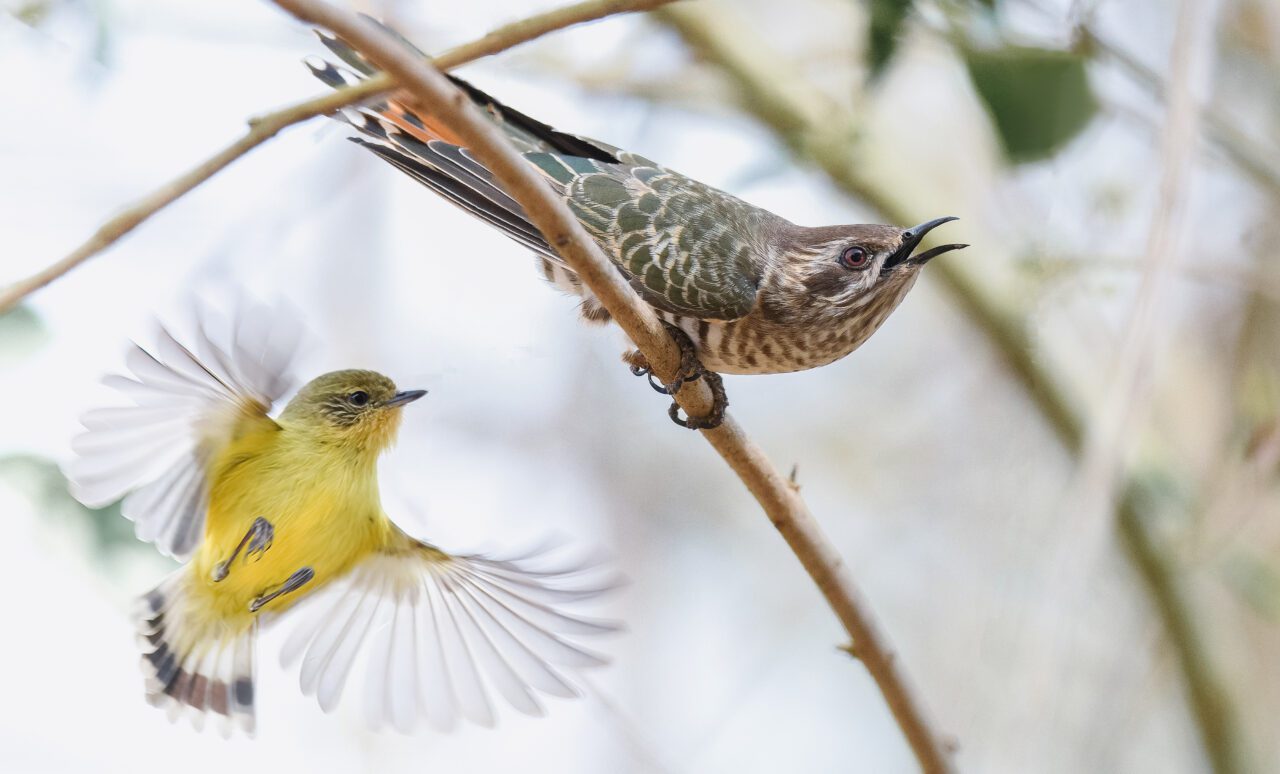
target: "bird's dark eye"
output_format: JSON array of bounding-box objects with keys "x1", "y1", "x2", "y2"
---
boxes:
[
  {"x1": 347, "y1": 391, "x2": 370, "y2": 407},
  {"x1": 839, "y1": 246, "x2": 870, "y2": 270}
]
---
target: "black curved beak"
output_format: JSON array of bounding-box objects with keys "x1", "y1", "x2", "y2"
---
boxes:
[
  {"x1": 384, "y1": 389, "x2": 427, "y2": 408},
  {"x1": 884, "y1": 216, "x2": 967, "y2": 270}
]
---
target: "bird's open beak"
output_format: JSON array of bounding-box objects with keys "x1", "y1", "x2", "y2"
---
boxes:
[
  {"x1": 384, "y1": 389, "x2": 427, "y2": 408},
  {"x1": 884, "y1": 216, "x2": 967, "y2": 270}
]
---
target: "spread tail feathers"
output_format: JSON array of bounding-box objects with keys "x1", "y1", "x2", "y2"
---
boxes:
[
  {"x1": 135, "y1": 573, "x2": 257, "y2": 736},
  {"x1": 307, "y1": 22, "x2": 618, "y2": 161}
]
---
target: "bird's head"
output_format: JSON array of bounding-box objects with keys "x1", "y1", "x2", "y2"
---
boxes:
[
  {"x1": 279, "y1": 369, "x2": 426, "y2": 453},
  {"x1": 782, "y1": 216, "x2": 967, "y2": 316}
]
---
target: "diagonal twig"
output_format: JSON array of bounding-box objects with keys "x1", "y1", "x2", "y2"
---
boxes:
[
  {"x1": 266, "y1": 2, "x2": 958, "y2": 772},
  {"x1": 0, "y1": 0, "x2": 679, "y2": 316}
]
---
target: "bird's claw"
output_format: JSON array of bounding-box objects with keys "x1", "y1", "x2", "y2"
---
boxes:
[
  {"x1": 668, "y1": 370, "x2": 727, "y2": 430},
  {"x1": 631, "y1": 363, "x2": 700, "y2": 396},
  {"x1": 249, "y1": 566, "x2": 314, "y2": 614},
  {"x1": 244, "y1": 517, "x2": 274, "y2": 562},
  {"x1": 211, "y1": 516, "x2": 275, "y2": 583},
  {"x1": 626, "y1": 323, "x2": 727, "y2": 430}
]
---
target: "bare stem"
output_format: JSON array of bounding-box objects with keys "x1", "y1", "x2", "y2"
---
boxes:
[
  {"x1": 0, "y1": 0, "x2": 679, "y2": 315},
  {"x1": 266, "y1": 2, "x2": 957, "y2": 772},
  {"x1": 1077, "y1": 0, "x2": 1207, "y2": 545},
  {"x1": 654, "y1": 3, "x2": 1250, "y2": 772}
]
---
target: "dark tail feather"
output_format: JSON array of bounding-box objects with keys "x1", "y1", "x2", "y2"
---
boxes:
[
  {"x1": 135, "y1": 572, "x2": 257, "y2": 736},
  {"x1": 306, "y1": 22, "x2": 619, "y2": 162}
]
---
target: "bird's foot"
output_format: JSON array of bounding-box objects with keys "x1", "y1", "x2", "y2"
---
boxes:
[
  {"x1": 249, "y1": 566, "x2": 315, "y2": 613},
  {"x1": 625, "y1": 322, "x2": 703, "y2": 394},
  {"x1": 212, "y1": 516, "x2": 275, "y2": 583},
  {"x1": 625, "y1": 323, "x2": 728, "y2": 430},
  {"x1": 668, "y1": 369, "x2": 727, "y2": 430},
  {"x1": 243, "y1": 517, "x2": 274, "y2": 562}
]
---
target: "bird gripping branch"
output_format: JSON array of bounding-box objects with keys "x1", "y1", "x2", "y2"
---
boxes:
[{"x1": 306, "y1": 23, "x2": 967, "y2": 428}]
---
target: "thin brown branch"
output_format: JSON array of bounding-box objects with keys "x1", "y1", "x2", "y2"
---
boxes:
[
  {"x1": 0, "y1": 0, "x2": 678, "y2": 316},
  {"x1": 266, "y1": 2, "x2": 956, "y2": 772},
  {"x1": 654, "y1": 3, "x2": 1251, "y2": 772}
]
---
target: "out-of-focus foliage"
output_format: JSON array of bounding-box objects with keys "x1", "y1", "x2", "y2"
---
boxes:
[
  {"x1": 7, "y1": 0, "x2": 54, "y2": 26},
  {"x1": 1222, "y1": 552, "x2": 1280, "y2": 622},
  {"x1": 0, "y1": 455, "x2": 140, "y2": 560},
  {"x1": 864, "y1": 0, "x2": 996, "y2": 80},
  {"x1": 866, "y1": 0, "x2": 914, "y2": 79},
  {"x1": 0, "y1": 305, "x2": 49, "y2": 365},
  {"x1": 963, "y1": 44, "x2": 1098, "y2": 162}
]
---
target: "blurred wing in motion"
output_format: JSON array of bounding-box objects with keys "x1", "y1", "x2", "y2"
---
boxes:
[
  {"x1": 280, "y1": 536, "x2": 620, "y2": 732},
  {"x1": 64, "y1": 302, "x2": 303, "y2": 560}
]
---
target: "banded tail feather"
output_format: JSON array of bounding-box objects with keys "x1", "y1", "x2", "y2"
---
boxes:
[
  {"x1": 304, "y1": 26, "x2": 773, "y2": 330},
  {"x1": 135, "y1": 572, "x2": 257, "y2": 736}
]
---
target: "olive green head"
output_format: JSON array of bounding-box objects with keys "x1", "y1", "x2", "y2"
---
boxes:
[{"x1": 279, "y1": 369, "x2": 425, "y2": 448}]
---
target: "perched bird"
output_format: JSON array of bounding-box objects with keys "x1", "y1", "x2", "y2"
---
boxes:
[
  {"x1": 65, "y1": 305, "x2": 616, "y2": 734},
  {"x1": 304, "y1": 27, "x2": 967, "y2": 427}
]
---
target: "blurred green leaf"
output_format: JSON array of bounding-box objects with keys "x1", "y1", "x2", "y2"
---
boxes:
[
  {"x1": 12, "y1": 1, "x2": 54, "y2": 26},
  {"x1": 963, "y1": 45, "x2": 1098, "y2": 163},
  {"x1": 1221, "y1": 553, "x2": 1280, "y2": 621},
  {"x1": 866, "y1": 0, "x2": 914, "y2": 79},
  {"x1": 0, "y1": 305, "x2": 50, "y2": 364},
  {"x1": 0, "y1": 454, "x2": 140, "y2": 559}
]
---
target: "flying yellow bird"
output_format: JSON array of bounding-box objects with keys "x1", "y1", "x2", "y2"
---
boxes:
[{"x1": 66, "y1": 306, "x2": 615, "y2": 735}]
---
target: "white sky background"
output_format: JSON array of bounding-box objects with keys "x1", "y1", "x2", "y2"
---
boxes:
[{"x1": 0, "y1": 0, "x2": 1267, "y2": 771}]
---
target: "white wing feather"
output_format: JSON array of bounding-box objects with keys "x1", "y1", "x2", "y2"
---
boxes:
[
  {"x1": 280, "y1": 540, "x2": 620, "y2": 732},
  {"x1": 64, "y1": 303, "x2": 302, "y2": 560}
]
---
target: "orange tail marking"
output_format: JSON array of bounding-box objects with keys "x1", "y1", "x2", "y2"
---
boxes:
[{"x1": 375, "y1": 91, "x2": 469, "y2": 148}]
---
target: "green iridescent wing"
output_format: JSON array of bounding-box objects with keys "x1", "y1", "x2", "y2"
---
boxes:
[{"x1": 523, "y1": 152, "x2": 764, "y2": 321}]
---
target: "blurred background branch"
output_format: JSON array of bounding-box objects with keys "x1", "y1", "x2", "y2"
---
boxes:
[
  {"x1": 1065, "y1": 12, "x2": 1280, "y2": 198},
  {"x1": 654, "y1": 1, "x2": 1257, "y2": 771}
]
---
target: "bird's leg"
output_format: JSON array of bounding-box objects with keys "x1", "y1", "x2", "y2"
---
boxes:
[
  {"x1": 211, "y1": 517, "x2": 274, "y2": 583},
  {"x1": 248, "y1": 567, "x2": 315, "y2": 613},
  {"x1": 625, "y1": 322, "x2": 728, "y2": 430}
]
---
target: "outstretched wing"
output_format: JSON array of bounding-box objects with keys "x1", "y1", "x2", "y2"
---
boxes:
[
  {"x1": 279, "y1": 534, "x2": 619, "y2": 732},
  {"x1": 305, "y1": 28, "x2": 764, "y2": 322},
  {"x1": 65, "y1": 303, "x2": 302, "y2": 560}
]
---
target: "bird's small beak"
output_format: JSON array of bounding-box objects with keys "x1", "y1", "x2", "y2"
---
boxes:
[
  {"x1": 912, "y1": 242, "x2": 969, "y2": 264},
  {"x1": 884, "y1": 216, "x2": 967, "y2": 270},
  {"x1": 384, "y1": 389, "x2": 427, "y2": 408}
]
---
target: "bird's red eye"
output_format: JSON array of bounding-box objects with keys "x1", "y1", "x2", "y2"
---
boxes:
[{"x1": 840, "y1": 246, "x2": 869, "y2": 270}]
